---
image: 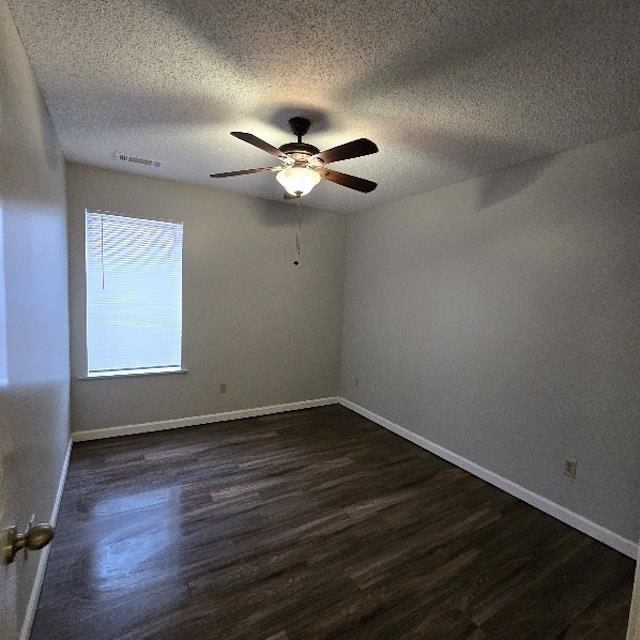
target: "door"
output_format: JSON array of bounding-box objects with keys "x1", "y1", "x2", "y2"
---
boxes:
[
  {"x1": 0, "y1": 196, "x2": 70, "y2": 640},
  {"x1": 0, "y1": 431, "x2": 55, "y2": 639},
  {"x1": 629, "y1": 555, "x2": 640, "y2": 640},
  {"x1": 0, "y1": 431, "x2": 19, "y2": 638},
  {"x1": 0, "y1": 1, "x2": 71, "y2": 636}
]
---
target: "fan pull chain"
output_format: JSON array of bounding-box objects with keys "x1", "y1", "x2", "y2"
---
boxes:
[{"x1": 294, "y1": 196, "x2": 303, "y2": 266}]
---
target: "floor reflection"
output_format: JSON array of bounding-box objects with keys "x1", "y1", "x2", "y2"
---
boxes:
[
  {"x1": 91, "y1": 488, "x2": 179, "y2": 592},
  {"x1": 93, "y1": 486, "x2": 174, "y2": 516}
]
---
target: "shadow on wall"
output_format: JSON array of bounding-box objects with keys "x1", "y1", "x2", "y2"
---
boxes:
[
  {"x1": 476, "y1": 154, "x2": 556, "y2": 209},
  {"x1": 413, "y1": 129, "x2": 556, "y2": 210},
  {"x1": 367, "y1": 122, "x2": 556, "y2": 209},
  {"x1": 252, "y1": 193, "x2": 324, "y2": 229},
  {"x1": 0, "y1": 102, "x2": 62, "y2": 196}
]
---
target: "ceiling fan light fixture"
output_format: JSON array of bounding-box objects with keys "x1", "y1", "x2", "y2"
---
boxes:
[
  {"x1": 211, "y1": 119, "x2": 378, "y2": 196},
  {"x1": 276, "y1": 166, "x2": 321, "y2": 196}
]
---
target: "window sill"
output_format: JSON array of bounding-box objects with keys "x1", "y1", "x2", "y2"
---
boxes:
[{"x1": 79, "y1": 367, "x2": 188, "y2": 380}]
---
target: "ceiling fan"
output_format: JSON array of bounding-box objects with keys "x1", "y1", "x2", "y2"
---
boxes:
[{"x1": 210, "y1": 117, "x2": 378, "y2": 198}]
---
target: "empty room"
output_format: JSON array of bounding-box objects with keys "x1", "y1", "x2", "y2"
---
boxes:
[{"x1": 1, "y1": 1, "x2": 639, "y2": 639}]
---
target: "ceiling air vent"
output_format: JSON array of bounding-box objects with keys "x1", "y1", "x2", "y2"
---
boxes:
[{"x1": 115, "y1": 152, "x2": 161, "y2": 168}]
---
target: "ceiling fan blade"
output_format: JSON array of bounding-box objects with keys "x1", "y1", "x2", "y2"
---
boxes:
[
  {"x1": 318, "y1": 168, "x2": 377, "y2": 193},
  {"x1": 312, "y1": 138, "x2": 378, "y2": 164},
  {"x1": 230, "y1": 132, "x2": 289, "y2": 159},
  {"x1": 210, "y1": 167, "x2": 278, "y2": 178}
]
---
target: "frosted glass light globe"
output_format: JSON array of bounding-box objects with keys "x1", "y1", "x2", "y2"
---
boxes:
[{"x1": 276, "y1": 166, "x2": 321, "y2": 196}]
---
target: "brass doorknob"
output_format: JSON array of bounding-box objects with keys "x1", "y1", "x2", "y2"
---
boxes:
[{"x1": 2, "y1": 520, "x2": 55, "y2": 565}]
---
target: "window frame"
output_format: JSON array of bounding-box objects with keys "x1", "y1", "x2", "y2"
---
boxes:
[{"x1": 83, "y1": 209, "x2": 186, "y2": 379}]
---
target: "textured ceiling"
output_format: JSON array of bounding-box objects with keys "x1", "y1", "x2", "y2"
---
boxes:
[{"x1": 7, "y1": 0, "x2": 640, "y2": 212}]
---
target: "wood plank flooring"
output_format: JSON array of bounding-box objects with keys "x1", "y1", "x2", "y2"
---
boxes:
[{"x1": 32, "y1": 405, "x2": 634, "y2": 640}]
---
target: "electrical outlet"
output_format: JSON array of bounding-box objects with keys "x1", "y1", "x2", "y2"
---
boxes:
[
  {"x1": 219, "y1": 382, "x2": 227, "y2": 394},
  {"x1": 564, "y1": 458, "x2": 577, "y2": 479},
  {"x1": 354, "y1": 376, "x2": 359, "y2": 388},
  {"x1": 370, "y1": 383, "x2": 376, "y2": 394}
]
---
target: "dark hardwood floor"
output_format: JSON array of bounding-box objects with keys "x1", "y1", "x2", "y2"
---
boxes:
[{"x1": 32, "y1": 405, "x2": 634, "y2": 640}]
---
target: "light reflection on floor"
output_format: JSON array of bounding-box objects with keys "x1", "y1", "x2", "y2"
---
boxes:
[
  {"x1": 91, "y1": 488, "x2": 179, "y2": 592},
  {"x1": 93, "y1": 487, "x2": 175, "y2": 517}
]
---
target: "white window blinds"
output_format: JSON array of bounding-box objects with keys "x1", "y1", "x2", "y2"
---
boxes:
[{"x1": 85, "y1": 211, "x2": 183, "y2": 375}]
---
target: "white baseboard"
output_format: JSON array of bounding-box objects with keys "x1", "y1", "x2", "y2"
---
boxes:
[
  {"x1": 69, "y1": 395, "x2": 638, "y2": 558},
  {"x1": 15, "y1": 398, "x2": 635, "y2": 640},
  {"x1": 20, "y1": 438, "x2": 72, "y2": 640},
  {"x1": 72, "y1": 397, "x2": 340, "y2": 442},
  {"x1": 339, "y1": 397, "x2": 638, "y2": 559}
]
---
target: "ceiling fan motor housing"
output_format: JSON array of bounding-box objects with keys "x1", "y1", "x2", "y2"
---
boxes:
[
  {"x1": 279, "y1": 141, "x2": 321, "y2": 162},
  {"x1": 279, "y1": 117, "x2": 320, "y2": 163}
]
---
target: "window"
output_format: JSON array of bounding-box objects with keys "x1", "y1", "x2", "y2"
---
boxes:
[{"x1": 85, "y1": 211, "x2": 183, "y2": 377}]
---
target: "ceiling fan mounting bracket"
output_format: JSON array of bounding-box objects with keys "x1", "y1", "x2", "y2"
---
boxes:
[{"x1": 288, "y1": 116, "x2": 311, "y2": 142}]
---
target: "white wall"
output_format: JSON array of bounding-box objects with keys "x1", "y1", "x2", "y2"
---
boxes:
[
  {"x1": 66, "y1": 164, "x2": 346, "y2": 434},
  {"x1": 0, "y1": 1, "x2": 70, "y2": 637},
  {"x1": 340, "y1": 131, "x2": 640, "y2": 543}
]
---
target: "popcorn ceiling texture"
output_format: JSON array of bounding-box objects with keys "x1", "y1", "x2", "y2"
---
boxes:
[{"x1": 7, "y1": 0, "x2": 640, "y2": 212}]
